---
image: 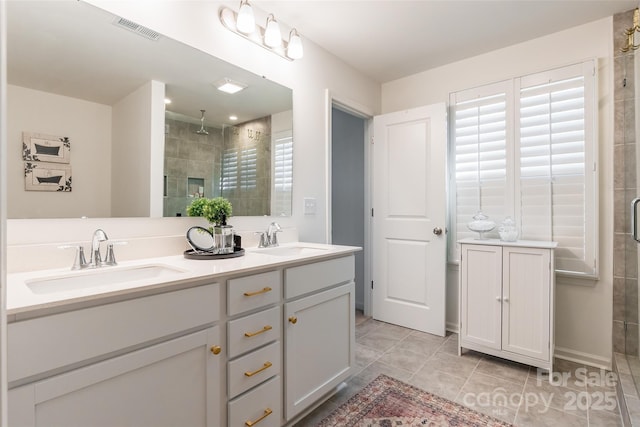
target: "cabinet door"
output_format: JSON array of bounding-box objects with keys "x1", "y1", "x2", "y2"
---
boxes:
[
  {"x1": 9, "y1": 326, "x2": 222, "y2": 427},
  {"x1": 284, "y1": 282, "x2": 355, "y2": 420},
  {"x1": 502, "y1": 246, "x2": 551, "y2": 361},
  {"x1": 460, "y1": 244, "x2": 502, "y2": 350}
]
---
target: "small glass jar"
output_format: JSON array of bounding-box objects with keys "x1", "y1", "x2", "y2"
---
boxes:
[
  {"x1": 498, "y1": 217, "x2": 518, "y2": 242},
  {"x1": 467, "y1": 211, "x2": 496, "y2": 240}
]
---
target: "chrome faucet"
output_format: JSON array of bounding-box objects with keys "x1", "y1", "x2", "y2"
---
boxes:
[
  {"x1": 90, "y1": 229, "x2": 108, "y2": 267},
  {"x1": 257, "y1": 222, "x2": 282, "y2": 248}
]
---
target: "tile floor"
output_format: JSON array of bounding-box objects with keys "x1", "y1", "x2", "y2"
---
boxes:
[{"x1": 294, "y1": 313, "x2": 624, "y2": 426}]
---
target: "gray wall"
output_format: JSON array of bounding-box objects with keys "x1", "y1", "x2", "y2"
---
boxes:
[{"x1": 331, "y1": 107, "x2": 365, "y2": 310}]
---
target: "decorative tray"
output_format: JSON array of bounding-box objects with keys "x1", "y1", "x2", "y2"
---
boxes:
[{"x1": 183, "y1": 248, "x2": 245, "y2": 260}]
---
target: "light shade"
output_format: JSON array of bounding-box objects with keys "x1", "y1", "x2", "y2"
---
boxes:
[
  {"x1": 215, "y1": 78, "x2": 247, "y2": 94},
  {"x1": 236, "y1": 0, "x2": 255, "y2": 34},
  {"x1": 287, "y1": 29, "x2": 303, "y2": 59},
  {"x1": 264, "y1": 14, "x2": 282, "y2": 48}
]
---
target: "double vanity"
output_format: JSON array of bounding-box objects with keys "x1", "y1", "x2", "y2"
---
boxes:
[{"x1": 6, "y1": 241, "x2": 359, "y2": 427}]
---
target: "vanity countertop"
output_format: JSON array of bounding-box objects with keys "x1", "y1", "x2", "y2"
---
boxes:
[{"x1": 7, "y1": 242, "x2": 360, "y2": 319}]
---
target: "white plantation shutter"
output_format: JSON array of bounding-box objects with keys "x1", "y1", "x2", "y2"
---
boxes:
[
  {"x1": 450, "y1": 60, "x2": 597, "y2": 277},
  {"x1": 516, "y1": 62, "x2": 596, "y2": 275},
  {"x1": 449, "y1": 82, "x2": 512, "y2": 261}
]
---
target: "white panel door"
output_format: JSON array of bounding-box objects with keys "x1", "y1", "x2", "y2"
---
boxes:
[
  {"x1": 372, "y1": 103, "x2": 447, "y2": 335},
  {"x1": 502, "y1": 246, "x2": 551, "y2": 360}
]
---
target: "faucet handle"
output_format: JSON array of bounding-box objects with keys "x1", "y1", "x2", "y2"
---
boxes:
[
  {"x1": 254, "y1": 231, "x2": 269, "y2": 248},
  {"x1": 104, "y1": 244, "x2": 117, "y2": 266},
  {"x1": 103, "y1": 241, "x2": 127, "y2": 266},
  {"x1": 58, "y1": 244, "x2": 88, "y2": 270}
]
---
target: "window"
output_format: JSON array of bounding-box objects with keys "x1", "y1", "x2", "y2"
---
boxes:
[{"x1": 449, "y1": 60, "x2": 597, "y2": 277}]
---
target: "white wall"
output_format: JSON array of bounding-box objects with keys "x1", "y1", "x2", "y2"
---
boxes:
[
  {"x1": 84, "y1": 0, "x2": 381, "y2": 242},
  {"x1": 7, "y1": 85, "x2": 112, "y2": 218},
  {"x1": 382, "y1": 18, "x2": 614, "y2": 368},
  {"x1": 111, "y1": 80, "x2": 165, "y2": 218}
]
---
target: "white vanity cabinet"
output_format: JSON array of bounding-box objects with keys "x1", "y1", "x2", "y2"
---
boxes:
[
  {"x1": 283, "y1": 256, "x2": 356, "y2": 421},
  {"x1": 8, "y1": 283, "x2": 223, "y2": 427},
  {"x1": 458, "y1": 239, "x2": 557, "y2": 371}
]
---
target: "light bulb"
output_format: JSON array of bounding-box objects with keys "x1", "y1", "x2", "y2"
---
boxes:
[
  {"x1": 287, "y1": 29, "x2": 303, "y2": 59},
  {"x1": 236, "y1": 0, "x2": 255, "y2": 34},
  {"x1": 264, "y1": 14, "x2": 282, "y2": 48}
]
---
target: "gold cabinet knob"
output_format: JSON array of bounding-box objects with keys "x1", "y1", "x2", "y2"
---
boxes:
[
  {"x1": 210, "y1": 345, "x2": 222, "y2": 355},
  {"x1": 288, "y1": 316, "x2": 298, "y2": 324}
]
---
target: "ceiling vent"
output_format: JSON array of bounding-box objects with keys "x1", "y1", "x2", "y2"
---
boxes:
[{"x1": 113, "y1": 17, "x2": 161, "y2": 41}]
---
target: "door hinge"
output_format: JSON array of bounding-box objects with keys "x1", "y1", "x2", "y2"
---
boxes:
[
  {"x1": 625, "y1": 321, "x2": 628, "y2": 331},
  {"x1": 371, "y1": 208, "x2": 374, "y2": 217},
  {"x1": 371, "y1": 280, "x2": 374, "y2": 290},
  {"x1": 370, "y1": 136, "x2": 374, "y2": 145}
]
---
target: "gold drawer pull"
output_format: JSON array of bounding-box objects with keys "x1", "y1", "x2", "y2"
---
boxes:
[
  {"x1": 210, "y1": 345, "x2": 222, "y2": 355},
  {"x1": 244, "y1": 325, "x2": 273, "y2": 338},
  {"x1": 288, "y1": 316, "x2": 297, "y2": 324},
  {"x1": 244, "y1": 361, "x2": 273, "y2": 377},
  {"x1": 245, "y1": 408, "x2": 273, "y2": 426},
  {"x1": 243, "y1": 287, "x2": 272, "y2": 297}
]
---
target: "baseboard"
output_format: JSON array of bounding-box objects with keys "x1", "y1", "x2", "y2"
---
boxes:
[
  {"x1": 554, "y1": 345, "x2": 612, "y2": 370},
  {"x1": 446, "y1": 320, "x2": 459, "y2": 334}
]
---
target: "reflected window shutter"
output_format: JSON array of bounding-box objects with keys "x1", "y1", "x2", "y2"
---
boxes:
[{"x1": 273, "y1": 134, "x2": 293, "y2": 216}]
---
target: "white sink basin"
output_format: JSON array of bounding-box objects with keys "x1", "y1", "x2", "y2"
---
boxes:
[
  {"x1": 253, "y1": 246, "x2": 329, "y2": 257},
  {"x1": 26, "y1": 264, "x2": 187, "y2": 295}
]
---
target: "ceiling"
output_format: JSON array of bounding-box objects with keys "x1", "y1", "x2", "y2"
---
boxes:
[
  {"x1": 258, "y1": 0, "x2": 638, "y2": 83},
  {"x1": 7, "y1": 1, "x2": 292, "y2": 127}
]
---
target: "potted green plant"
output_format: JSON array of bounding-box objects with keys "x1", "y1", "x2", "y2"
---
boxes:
[
  {"x1": 186, "y1": 197, "x2": 232, "y2": 229},
  {"x1": 187, "y1": 197, "x2": 234, "y2": 254}
]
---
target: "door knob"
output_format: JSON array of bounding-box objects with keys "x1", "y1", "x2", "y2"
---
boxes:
[{"x1": 433, "y1": 227, "x2": 443, "y2": 236}]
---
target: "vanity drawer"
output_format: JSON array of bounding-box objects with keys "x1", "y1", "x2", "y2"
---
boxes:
[
  {"x1": 284, "y1": 255, "x2": 354, "y2": 299},
  {"x1": 8, "y1": 283, "x2": 219, "y2": 384},
  {"x1": 228, "y1": 270, "x2": 281, "y2": 316},
  {"x1": 228, "y1": 306, "x2": 281, "y2": 358},
  {"x1": 228, "y1": 341, "x2": 280, "y2": 399},
  {"x1": 228, "y1": 375, "x2": 281, "y2": 427}
]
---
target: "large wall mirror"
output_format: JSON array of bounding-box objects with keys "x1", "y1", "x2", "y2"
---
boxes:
[{"x1": 6, "y1": 0, "x2": 293, "y2": 219}]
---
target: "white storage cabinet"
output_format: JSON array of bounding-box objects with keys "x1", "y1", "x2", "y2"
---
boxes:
[{"x1": 458, "y1": 239, "x2": 557, "y2": 371}]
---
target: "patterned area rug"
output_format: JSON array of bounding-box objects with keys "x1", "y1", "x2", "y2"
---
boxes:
[{"x1": 317, "y1": 374, "x2": 512, "y2": 427}]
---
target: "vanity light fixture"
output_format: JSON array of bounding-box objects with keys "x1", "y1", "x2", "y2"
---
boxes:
[
  {"x1": 214, "y1": 78, "x2": 247, "y2": 94},
  {"x1": 622, "y1": 8, "x2": 640, "y2": 52},
  {"x1": 287, "y1": 29, "x2": 304, "y2": 60},
  {"x1": 264, "y1": 14, "x2": 282, "y2": 48},
  {"x1": 229, "y1": 115, "x2": 238, "y2": 121},
  {"x1": 236, "y1": 0, "x2": 255, "y2": 34},
  {"x1": 218, "y1": 2, "x2": 304, "y2": 61}
]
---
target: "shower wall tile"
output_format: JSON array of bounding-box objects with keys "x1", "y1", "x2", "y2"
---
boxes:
[
  {"x1": 615, "y1": 320, "x2": 627, "y2": 354},
  {"x1": 627, "y1": 234, "x2": 639, "y2": 279},
  {"x1": 625, "y1": 143, "x2": 637, "y2": 188},
  {"x1": 615, "y1": 146, "x2": 626, "y2": 189},
  {"x1": 616, "y1": 190, "x2": 627, "y2": 232},
  {"x1": 628, "y1": 323, "x2": 640, "y2": 357},
  {"x1": 615, "y1": 232, "x2": 628, "y2": 277},
  {"x1": 616, "y1": 277, "x2": 627, "y2": 322},
  {"x1": 627, "y1": 278, "x2": 639, "y2": 324},
  {"x1": 616, "y1": 100, "x2": 626, "y2": 145},
  {"x1": 625, "y1": 98, "x2": 637, "y2": 144}
]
